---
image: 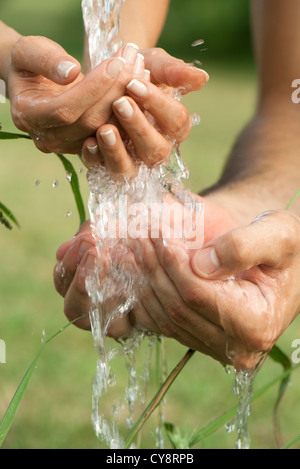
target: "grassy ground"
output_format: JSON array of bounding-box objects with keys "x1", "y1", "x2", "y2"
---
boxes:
[{"x1": 0, "y1": 0, "x2": 300, "y2": 450}]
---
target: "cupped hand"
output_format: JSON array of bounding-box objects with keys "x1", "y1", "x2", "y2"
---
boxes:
[
  {"x1": 8, "y1": 37, "x2": 147, "y2": 154},
  {"x1": 141, "y1": 209, "x2": 300, "y2": 370},
  {"x1": 8, "y1": 37, "x2": 209, "y2": 157}
]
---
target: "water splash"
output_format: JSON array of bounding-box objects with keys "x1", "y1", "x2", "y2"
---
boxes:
[
  {"x1": 226, "y1": 369, "x2": 255, "y2": 449},
  {"x1": 82, "y1": 0, "x2": 123, "y2": 69}
]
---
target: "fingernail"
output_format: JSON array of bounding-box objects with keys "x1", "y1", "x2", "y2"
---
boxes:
[
  {"x1": 198, "y1": 69, "x2": 210, "y2": 82},
  {"x1": 87, "y1": 145, "x2": 98, "y2": 155},
  {"x1": 193, "y1": 247, "x2": 220, "y2": 277},
  {"x1": 106, "y1": 57, "x2": 126, "y2": 77},
  {"x1": 133, "y1": 53, "x2": 144, "y2": 75},
  {"x1": 143, "y1": 69, "x2": 150, "y2": 81},
  {"x1": 100, "y1": 129, "x2": 116, "y2": 146},
  {"x1": 113, "y1": 97, "x2": 133, "y2": 119},
  {"x1": 123, "y1": 43, "x2": 139, "y2": 64},
  {"x1": 126, "y1": 79, "x2": 147, "y2": 98},
  {"x1": 57, "y1": 61, "x2": 77, "y2": 79}
]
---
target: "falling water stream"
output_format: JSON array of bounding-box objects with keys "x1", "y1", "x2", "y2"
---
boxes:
[{"x1": 81, "y1": 0, "x2": 257, "y2": 450}]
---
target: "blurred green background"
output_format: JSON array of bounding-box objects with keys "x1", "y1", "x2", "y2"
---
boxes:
[{"x1": 0, "y1": 0, "x2": 300, "y2": 450}]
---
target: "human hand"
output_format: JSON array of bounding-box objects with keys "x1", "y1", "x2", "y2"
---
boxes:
[
  {"x1": 55, "y1": 202, "x2": 300, "y2": 371},
  {"x1": 138, "y1": 209, "x2": 300, "y2": 370},
  {"x1": 8, "y1": 37, "x2": 149, "y2": 154},
  {"x1": 81, "y1": 48, "x2": 209, "y2": 168},
  {"x1": 8, "y1": 37, "x2": 209, "y2": 156}
]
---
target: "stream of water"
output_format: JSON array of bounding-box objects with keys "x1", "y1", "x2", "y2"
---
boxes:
[{"x1": 81, "y1": 0, "x2": 257, "y2": 450}]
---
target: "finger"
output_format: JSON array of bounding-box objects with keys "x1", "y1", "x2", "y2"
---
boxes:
[
  {"x1": 64, "y1": 250, "x2": 97, "y2": 330},
  {"x1": 150, "y1": 236, "x2": 223, "y2": 326},
  {"x1": 55, "y1": 220, "x2": 93, "y2": 261},
  {"x1": 11, "y1": 36, "x2": 81, "y2": 84},
  {"x1": 54, "y1": 234, "x2": 95, "y2": 297},
  {"x1": 141, "y1": 278, "x2": 227, "y2": 362},
  {"x1": 112, "y1": 96, "x2": 171, "y2": 166},
  {"x1": 81, "y1": 137, "x2": 103, "y2": 168},
  {"x1": 133, "y1": 238, "x2": 226, "y2": 341},
  {"x1": 50, "y1": 56, "x2": 127, "y2": 125},
  {"x1": 191, "y1": 210, "x2": 300, "y2": 279},
  {"x1": 96, "y1": 125, "x2": 137, "y2": 177},
  {"x1": 39, "y1": 54, "x2": 145, "y2": 152},
  {"x1": 54, "y1": 221, "x2": 93, "y2": 293},
  {"x1": 126, "y1": 78, "x2": 192, "y2": 142},
  {"x1": 142, "y1": 48, "x2": 209, "y2": 93},
  {"x1": 106, "y1": 315, "x2": 133, "y2": 339},
  {"x1": 22, "y1": 56, "x2": 127, "y2": 133},
  {"x1": 62, "y1": 44, "x2": 143, "y2": 130}
]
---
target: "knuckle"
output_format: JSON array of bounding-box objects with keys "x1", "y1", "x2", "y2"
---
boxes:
[
  {"x1": 39, "y1": 49, "x2": 55, "y2": 72},
  {"x1": 171, "y1": 106, "x2": 190, "y2": 136},
  {"x1": 181, "y1": 286, "x2": 205, "y2": 309},
  {"x1": 53, "y1": 265, "x2": 66, "y2": 297},
  {"x1": 51, "y1": 105, "x2": 76, "y2": 126},
  {"x1": 279, "y1": 224, "x2": 298, "y2": 255},
  {"x1": 147, "y1": 141, "x2": 171, "y2": 165},
  {"x1": 11, "y1": 36, "x2": 33, "y2": 63},
  {"x1": 165, "y1": 300, "x2": 187, "y2": 326},
  {"x1": 225, "y1": 230, "x2": 249, "y2": 266},
  {"x1": 159, "y1": 320, "x2": 177, "y2": 339}
]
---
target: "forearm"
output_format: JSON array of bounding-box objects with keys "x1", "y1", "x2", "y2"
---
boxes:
[
  {"x1": 119, "y1": 0, "x2": 170, "y2": 48},
  {"x1": 0, "y1": 21, "x2": 21, "y2": 84},
  {"x1": 204, "y1": 107, "x2": 300, "y2": 224},
  {"x1": 204, "y1": 0, "x2": 300, "y2": 224}
]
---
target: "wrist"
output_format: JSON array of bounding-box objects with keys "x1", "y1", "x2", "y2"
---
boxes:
[
  {"x1": 0, "y1": 22, "x2": 22, "y2": 85},
  {"x1": 202, "y1": 111, "x2": 300, "y2": 222}
]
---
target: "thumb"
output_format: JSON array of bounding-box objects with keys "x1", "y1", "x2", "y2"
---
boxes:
[
  {"x1": 11, "y1": 35, "x2": 81, "y2": 84},
  {"x1": 191, "y1": 210, "x2": 300, "y2": 278}
]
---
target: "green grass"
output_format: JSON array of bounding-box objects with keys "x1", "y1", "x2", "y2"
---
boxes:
[{"x1": 0, "y1": 0, "x2": 300, "y2": 448}]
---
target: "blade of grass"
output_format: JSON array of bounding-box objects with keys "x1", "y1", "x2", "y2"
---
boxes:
[
  {"x1": 0, "y1": 201, "x2": 20, "y2": 229},
  {"x1": 188, "y1": 362, "x2": 300, "y2": 448},
  {"x1": 0, "y1": 316, "x2": 86, "y2": 447},
  {"x1": 55, "y1": 153, "x2": 86, "y2": 226},
  {"x1": 124, "y1": 348, "x2": 195, "y2": 449},
  {"x1": 0, "y1": 131, "x2": 31, "y2": 140},
  {"x1": 281, "y1": 433, "x2": 300, "y2": 449},
  {"x1": 285, "y1": 187, "x2": 300, "y2": 211},
  {"x1": 268, "y1": 345, "x2": 292, "y2": 447},
  {"x1": 0, "y1": 211, "x2": 12, "y2": 230},
  {"x1": 0, "y1": 129, "x2": 86, "y2": 226}
]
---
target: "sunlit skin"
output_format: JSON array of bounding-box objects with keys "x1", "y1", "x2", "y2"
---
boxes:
[
  {"x1": 2, "y1": 1, "x2": 300, "y2": 370},
  {"x1": 55, "y1": 0, "x2": 300, "y2": 370}
]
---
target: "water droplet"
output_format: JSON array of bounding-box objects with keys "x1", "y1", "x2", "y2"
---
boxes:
[
  {"x1": 52, "y1": 180, "x2": 59, "y2": 188},
  {"x1": 193, "y1": 59, "x2": 203, "y2": 68},
  {"x1": 191, "y1": 113, "x2": 201, "y2": 127},
  {"x1": 191, "y1": 39, "x2": 205, "y2": 47},
  {"x1": 35, "y1": 180, "x2": 41, "y2": 188},
  {"x1": 65, "y1": 211, "x2": 72, "y2": 218},
  {"x1": 79, "y1": 167, "x2": 84, "y2": 174},
  {"x1": 66, "y1": 171, "x2": 72, "y2": 182},
  {"x1": 41, "y1": 329, "x2": 46, "y2": 345}
]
